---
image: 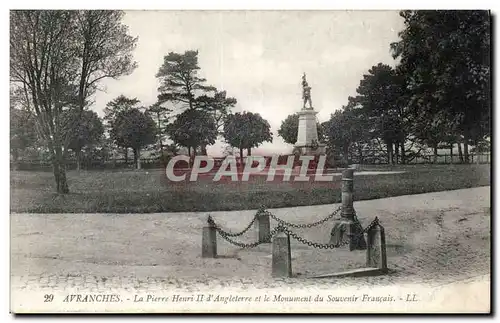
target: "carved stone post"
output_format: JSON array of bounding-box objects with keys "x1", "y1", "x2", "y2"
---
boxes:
[
  {"x1": 329, "y1": 169, "x2": 366, "y2": 250},
  {"x1": 272, "y1": 228, "x2": 292, "y2": 278},
  {"x1": 202, "y1": 215, "x2": 217, "y2": 258},
  {"x1": 255, "y1": 211, "x2": 271, "y2": 243},
  {"x1": 366, "y1": 218, "x2": 387, "y2": 272}
]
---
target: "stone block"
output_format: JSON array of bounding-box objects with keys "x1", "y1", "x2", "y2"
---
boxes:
[
  {"x1": 255, "y1": 212, "x2": 271, "y2": 243},
  {"x1": 202, "y1": 216, "x2": 217, "y2": 258},
  {"x1": 366, "y1": 221, "x2": 387, "y2": 271},
  {"x1": 272, "y1": 230, "x2": 292, "y2": 278}
]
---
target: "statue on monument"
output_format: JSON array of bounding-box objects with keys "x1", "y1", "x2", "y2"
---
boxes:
[{"x1": 302, "y1": 73, "x2": 313, "y2": 110}]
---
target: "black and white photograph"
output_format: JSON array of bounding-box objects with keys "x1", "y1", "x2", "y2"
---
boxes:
[{"x1": 8, "y1": 8, "x2": 491, "y2": 313}]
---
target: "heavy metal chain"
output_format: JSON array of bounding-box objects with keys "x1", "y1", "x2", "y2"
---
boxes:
[
  {"x1": 214, "y1": 225, "x2": 282, "y2": 249},
  {"x1": 263, "y1": 206, "x2": 342, "y2": 229},
  {"x1": 282, "y1": 216, "x2": 380, "y2": 250},
  {"x1": 208, "y1": 214, "x2": 258, "y2": 237},
  {"x1": 207, "y1": 209, "x2": 380, "y2": 250}
]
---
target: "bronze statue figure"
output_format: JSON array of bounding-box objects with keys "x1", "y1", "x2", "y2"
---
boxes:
[{"x1": 302, "y1": 73, "x2": 313, "y2": 109}]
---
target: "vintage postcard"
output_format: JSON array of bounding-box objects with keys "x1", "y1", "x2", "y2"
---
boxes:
[{"x1": 9, "y1": 9, "x2": 491, "y2": 313}]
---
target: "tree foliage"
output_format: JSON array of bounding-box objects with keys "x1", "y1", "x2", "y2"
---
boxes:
[
  {"x1": 104, "y1": 95, "x2": 141, "y2": 124},
  {"x1": 110, "y1": 108, "x2": 157, "y2": 169},
  {"x1": 10, "y1": 107, "x2": 37, "y2": 163},
  {"x1": 62, "y1": 109, "x2": 104, "y2": 169},
  {"x1": 391, "y1": 10, "x2": 490, "y2": 162},
  {"x1": 10, "y1": 10, "x2": 137, "y2": 192},
  {"x1": 156, "y1": 50, "x2": 216, "y2": 110},
  {"x1": 156, "y1": 50, "x2": 235, "y2": 155},
  {"x1": 166, "y1": 109, "x2": 218, "y2": 157},
  {"x1": 323, "y1": 102, "x2": 369, "y2": 164},
  {"x1": 223, "y1": 112, "x2": 273, "y2": 160},
  {"x1": 352, "y1": 63, "x2": 407, "y2": 164}
]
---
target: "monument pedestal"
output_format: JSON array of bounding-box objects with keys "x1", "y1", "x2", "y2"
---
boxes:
[{"x1": 294, "y1": 108, "x2": 326, "y2": 155}]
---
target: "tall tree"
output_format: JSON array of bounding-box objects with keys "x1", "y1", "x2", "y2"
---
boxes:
[
  {"x1": 391, "y1": 10, "x2": 490, "y2": 163},
  {"x1": 156, "y1": 50, "x2": 233, "y2": 155},
  {"x1": 62, "y1": 110, "x2": 104, "y2": 170},
  {"x1": 323, "y1": 101, "x2": 370, "y2": 165},
  {"x1": 353, "y1": 63, "x2": 405, "y2": 165},
  {"x1": 166, "y1": 109, "x2": 218, "y2": 161},
  {"x1": 195, "y1": 90, "x2": 237, "y2": 154},
  {"x1": 156, "y1": 50, "x2": 216, "y2": 110},
  {"x1": 10, "y1": 10, "x2": 137, "y2": 193},
  {"x1": 104, "y1": 95, "x2": 140, "y2": 124},
  {"x1": 104, "y1": 95, "x2": 141, "y2": 163},
  {"x1": 146, "y1": 102, "x2": 171, "y2": 157},
  {"x1": 223, "y1": 112, "x2": 273, "y2": 164},
  {"x1": 110, "y1": 108, "x2": 157, "y2": 169}
]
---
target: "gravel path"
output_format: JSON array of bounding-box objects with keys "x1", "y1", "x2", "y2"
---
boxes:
[{"x1": 10, "y1": 187, "x2": 490, "y2": 312}]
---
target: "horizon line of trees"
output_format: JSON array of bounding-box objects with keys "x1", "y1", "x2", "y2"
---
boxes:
[
  {"x1": 277, "y1": 10, "x2": 490, "y2": 166},
  {"x1": 10, "y1": 10, "x2": 491, "y2": 194}
]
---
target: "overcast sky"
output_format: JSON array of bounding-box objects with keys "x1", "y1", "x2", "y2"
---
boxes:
[{"x1": 94, "y1": 10, "x2": 404, "y2": 156}]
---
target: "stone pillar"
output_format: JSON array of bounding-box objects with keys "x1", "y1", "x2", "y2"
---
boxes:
[
  {"x1": 202, "y1": 215, "x2": 217, "y2": 258},
  {"x1": 366, "y1": 218, "x2": 387, "y2": 272},
  {"x1": 341, "y1": 169, "x2": 355, "y2": 218},
  {"x1": 255, "y1": 211, "x2": 271, "y2": 243},
  {"x1": 272, "y1": 228, "x2": 292, "y2": 278},
  {"x1": 329, "y1": 169, "x2": 366, "y2": 250}
]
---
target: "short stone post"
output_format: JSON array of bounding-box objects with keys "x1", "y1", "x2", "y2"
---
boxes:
[
  {"x1": 366, "y1": 218, "x2": 387, "y2": 272},
  {"x1": 329, "y1": 169, "x2": 366, "y2": 250},
  {"x1": 202, "y1": 215, "x2": 217, "y2": 258},
  {"x1": 272, "y1": 227, "x2": 292, "y2": 278},
  {"x1": 255, "y1": 211, "x2": 271, "y2": 243}
]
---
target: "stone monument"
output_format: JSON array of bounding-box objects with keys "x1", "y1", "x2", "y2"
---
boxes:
[{"x1": 293, "y1": 73, "x2": 326, "y2": 155}]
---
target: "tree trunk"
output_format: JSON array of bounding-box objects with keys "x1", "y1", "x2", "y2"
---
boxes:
[
  {"x1": 358, "y1": 145, "x2": 364, "y2": 164},
  {"x1": 433, "y1": 144, "x2": 438, "y2": 164},
  {"x1": 400, "y1": 143, "x2": 406, "y2": 164},
  {"x1": 201, "y1": 144, "x2": 208, "y2": 156},
  {"x1": 247, "y1": 147, "x2": 251, "y2": 156},
  {"x1": 463, "y1": 133, "x2": 469, "y2": 164},
  {"x1": 449, "y1": 144, "x2": 453, "y2": 164},
  {"x1": 343, "y1": 146, "x2": 349, "y2": 165},
  {"x1": 386, "y1": 141, "x2": 393, "y2": 165},
  {"x1": 458, "y1": 141, "x2": 463, "y2": 163},
  {"x1": 395, "y1": 142, "x2": 400, "y2": 164},
  {"x1": 157, "y1": 112, "x2": 164, "y2": 156},
  {"x1": 124, "y1": 148, "x2": 128, "y2": 164},
  {"x1": 136, "y1": 148, "x2": 141, "y2": 170},
  {"x1": 239, "y1": 147, "x2": 244, "y2": 170},
  {"x1": 76, "y1": 150, "x2": 81, "y2": 171},
  {"x1": 53, "y1": 146, "x2": 69, "y2": 194},
  {"x1": 133, "y1": 148, "x2": 138, "y2": 168}
]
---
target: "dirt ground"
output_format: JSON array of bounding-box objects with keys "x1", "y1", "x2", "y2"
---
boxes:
[{"x1": 11, "y1": 187, "x2": 490, "y2": 292}]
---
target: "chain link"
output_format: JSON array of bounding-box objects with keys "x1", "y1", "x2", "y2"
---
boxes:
[
  {"x1": 264, "y1": 206, "x2": 342, "y2": 229},
  {"x1": 215, "y1": 225, "x2": 282, "y2": 249},
  {"x1": 209, "y1": 214, "x2": 258, "y2": 237},
  {"x1": 207, "y1": 208, "x2": 380, "y2": 251},
  {"x1": 282, "y1": 216, "x2": 380, "y2": 250}
]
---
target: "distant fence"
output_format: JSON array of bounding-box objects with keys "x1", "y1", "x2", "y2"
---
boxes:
[
  {"x1": 363, "y1": 153, "x2": 491, "y2": 165},
  {"x1": 10, "y1": 153, "x2": 491, "y2": 171}
]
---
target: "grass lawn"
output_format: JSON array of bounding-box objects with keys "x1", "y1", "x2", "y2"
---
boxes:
[{"x1": 10, "y1": 164, "x2": 490, "y2": 213}]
